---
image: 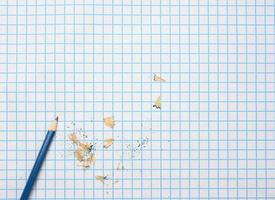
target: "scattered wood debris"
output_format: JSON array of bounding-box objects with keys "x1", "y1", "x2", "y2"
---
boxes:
[
  {"x1": 153, "y1": 96, "x2": 161, "y2": 109},
  {"x1": 132, "y1": 137, "x2": 149, "y2": 157},
  {"x1": 96, "y1": 175, "x2": 108, "y2": 183},
  {"x1": 68, "y1": 133, "x2": 79, "y2": 144},
  {"x1": 68, "y1": 132, "x2": 96, "y2": 168},
  {"x1": 78, "y1": 142, "x2": 94, "y2": 152},
  {"x1": 82, "y1": 153, "x2": 96, "y2": 168},
  {"x1": 74, "y1": 142, "x2": 96, "y2": 168},
  {"x1": 75, "y1": 148, "x2": 85, "y2": 161},
  {"x1": 104, "y1": 116, "x2": 115, "y2": 128},
  {"x1": 103, "y1": 138, "x2": 114, "y2": 149},
  {"x1": 153, "y1": 74, "x2": 166, "y2": 82}
]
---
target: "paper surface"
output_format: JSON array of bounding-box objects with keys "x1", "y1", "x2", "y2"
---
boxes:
[{"x1": 1, "y1": 1, "x2": 275, "y2": 199}]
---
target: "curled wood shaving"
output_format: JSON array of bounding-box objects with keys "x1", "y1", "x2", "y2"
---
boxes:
[
  {"x1": 103, "y1": 138, "x2": 114, "y2": 149},
  {"x1": 104, "y1": 116, "x2": 115, "y2": 128},
  {"x1": 153, "y1": 96, "x2": 161, "y2": 109},
  {"x1": 153, "y1": 74, "x2": 166, "y2": 82}
]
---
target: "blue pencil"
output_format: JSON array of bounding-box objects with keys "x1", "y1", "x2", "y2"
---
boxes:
[{"x1": 20, "y1": 117, "x2": 59, "y2": 200}]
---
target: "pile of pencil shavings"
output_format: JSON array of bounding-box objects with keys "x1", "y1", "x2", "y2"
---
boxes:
[
  {"x1": 68, "y1": 133, "x2": 96, "y2": 168},
  {"x1": 68, "y1": 74, "x2": 166, "y2": 170},
  {"x1": 68, "y1": 116, "x2": 115, "y2": 169}
]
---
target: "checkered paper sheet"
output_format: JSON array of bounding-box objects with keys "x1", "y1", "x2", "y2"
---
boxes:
[{"x1": 1, "y1": 0, "x2": 275, "y2": 199}]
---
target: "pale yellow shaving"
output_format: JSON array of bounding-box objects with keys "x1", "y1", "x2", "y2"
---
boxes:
[
  {"x1": 153, "y1": 96, "x2": 161, "y2": 109},
  {"x1": 153, "y1": 74, "x2": 166, "y2": 82},
  {"x1": 96, "y1": 175, "x2": 107, "y2": 183},
  {"x1": 104, "y1": 116, "x2": 115, "y2": 128},
  {"x1": 75, "y1": 148, "x2": 84, "y2": 161},
  {"x1": 68, "y1": 133, "x2": 79, "y2": 144},
  {"x1": 103, "y1": 138, "x2": 114, "y2": 149},
  {"x1": 78, "y1": 142, "x2": 92, "y2": 151},
  {"x1": 74, "y1": 142, "x2": 95, "y2": 168}
]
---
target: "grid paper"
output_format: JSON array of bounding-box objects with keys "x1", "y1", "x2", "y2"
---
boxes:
[{"x1": 1, "y1": 0, "x2": 275, "y2": 199}]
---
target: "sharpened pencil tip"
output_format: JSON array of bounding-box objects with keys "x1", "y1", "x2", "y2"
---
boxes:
[{"x1": 48, "y1": 116, "x2": 58, "y2": 131}]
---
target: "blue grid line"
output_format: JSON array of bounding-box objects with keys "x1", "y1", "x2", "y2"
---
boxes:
[
  {"x1": 24, "y1": 0, "x2": 28, "y2": 198},
  {"x1": 102, "y1": 1, "x2": 105, "y2": 197},
  {"x1": 53, "y1": 0, "x2": 57, "y2": 198},
  {"x1": 15, "y1": 0, "x2": 18, "y2": 198},
  {"x1": 121, "y1": 1, "x2": 125, "y2": 198},
  {"x1": 130, "y1": 1, "x2": 133, "y2": 198},
  {"x1": 73, "y1": 0, "x2": 76, "y2": 198},
  {"x1": 111, "y1": 0, "x2": 115, "y2": 198},
  {"x1": 140, "y1": 0, "x2": 144, "y2": 198},
  {"x1": 219, "y1": 1, "x2": 223, "y2": 198},
  {"x1": 254, "y1": 1, "x2": 258, "y2": 198},
  {"x1": 178, "y1": 0, "x2": 182, "y2": 199},
  {"x1": 92, "y1": 0, "x2": 95, "y2": 198},
  {"x1": 245, "y1": 1, "x2": 249, "y2": 198},
  {"x1": 82, "y1": 0, "x2": 85, "y2": 197},
  {"x1": 2, "y1": 3, "x2": 275, "y2": 7},
  {"x1": 235, "y1": 1, "x2": 239, "y2": 198},
  {"x1": 188, "y1": 1, "x2": 191, "y2": 198},
  {"x1": 160, "y1": 0, "x2": 163, "y2": 198},
  {"x1": 264, "y1": 1, "x2": 268, "y2": 198},
  {"x1": 63, "y1": 0, "x2": 67, "y2": 198},
  {"x1": 149, "y1": 1, "x2": 153, "y2": 198},
  {"x1": 168, "y1": 0, "x2": 172, "y2": 198},
  {"x1": 197, "y1": 2, "x2": 201, "y2": 199},
  {"x1": 208, "y1": 3, "x2": 211, "y2": 197},
  {"x1": 226, "y1": 0, "x2": 229, "y2": 198},
  {"x1": 43, "y1": 1, "x2": 47, "y2": 199}
]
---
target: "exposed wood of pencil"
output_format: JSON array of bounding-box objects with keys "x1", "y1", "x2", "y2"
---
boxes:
[{"x1": 48, "y1": 116, "x2": 59, "y2": 131}]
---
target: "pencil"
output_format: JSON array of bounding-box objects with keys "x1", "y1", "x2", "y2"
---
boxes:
[{"x1": 20, "y1": 117, "x2": 59, "y2": 200}]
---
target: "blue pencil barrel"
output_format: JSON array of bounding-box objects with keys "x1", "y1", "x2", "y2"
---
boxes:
[{"x1": 20, "y1": 130, "x2": 56, "y2": 200}]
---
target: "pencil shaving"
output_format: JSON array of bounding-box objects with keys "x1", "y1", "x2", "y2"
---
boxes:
[
  {"x1": 104, "y1": 116, "x2": 115, "y2": 128},
  {"x1": 153, "y1": 96, "x2": 161, "y2": 109},
  {"x1": 153, "y1": 74, "x2": 166, "y2": 82},
  {"x1": 96, "y1": 175, "x2": 108, "y2": 183},
  {"x1": 75, "y1": 148, "x2": 84, "y2": 161},
  {"x1": 78, "y1": 142, "x2": 93, "y2": 152},
  {"x1": 68, "y1": 133, "x2": 79, "y2": 144},
  {"x1": 74, "y1": 141, "x2": 95, "y2": 168},
  {"x1": 103, "y1": 138, "x2": 114, "y2": 149}
]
